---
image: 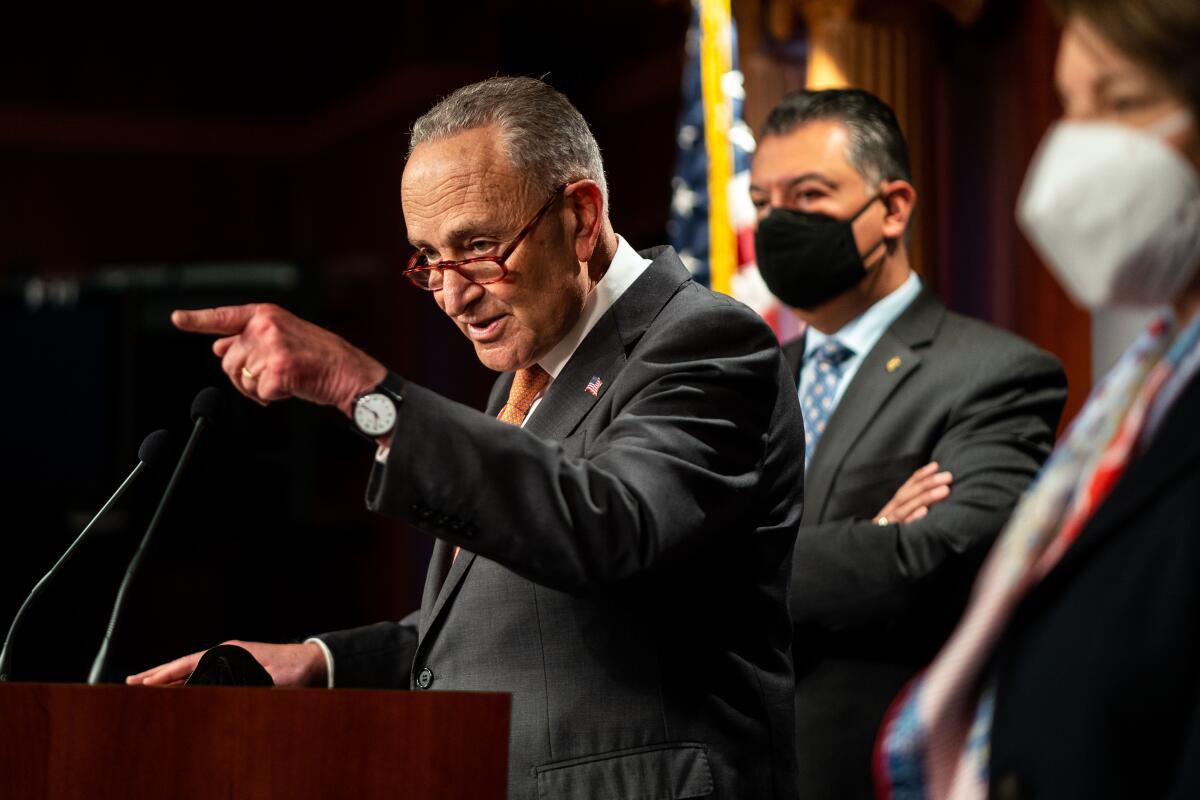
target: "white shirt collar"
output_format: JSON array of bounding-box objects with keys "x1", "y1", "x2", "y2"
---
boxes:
[{"x1": 538, "y1": 235, "x2": 652, "y2": 380}]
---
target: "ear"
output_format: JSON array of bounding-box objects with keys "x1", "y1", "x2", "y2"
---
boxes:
[
  {"x1": 880, "y1": 180, "x2": 917, "y2": 241},
  {"x1": 564, "y1": 180, "x2": 605, "y2": 262}
]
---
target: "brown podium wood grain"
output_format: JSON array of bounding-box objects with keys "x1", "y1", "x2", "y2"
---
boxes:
[{"x1": 0, "y1": 683, "x2": 510, "y2": 799}]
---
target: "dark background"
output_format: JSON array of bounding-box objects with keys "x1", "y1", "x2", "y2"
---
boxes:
[
  {"x1": 0, "y1": 1, "x2": 693, "y2": 682},
  {"x1": 0, "y1": 0, "x2": 1089, "y2": 684}
]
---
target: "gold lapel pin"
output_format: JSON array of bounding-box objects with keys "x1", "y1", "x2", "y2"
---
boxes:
[{"x1": 886, "y1": 356, "x2": 902, "y2": 373}]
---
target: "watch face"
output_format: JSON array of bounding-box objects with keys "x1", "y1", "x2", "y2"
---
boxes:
[{"x1": 355, "y1": 393, "x2": 397, "y2": 436}]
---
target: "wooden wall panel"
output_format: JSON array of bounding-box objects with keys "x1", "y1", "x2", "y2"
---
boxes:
[{"x1": 929, "y1": 0, "x2": 1090, "y2": 425}]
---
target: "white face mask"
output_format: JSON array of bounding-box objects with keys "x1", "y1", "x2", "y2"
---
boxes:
[{"x1": 1017, "y1": 112, "x2": 1200, "y2": 310}]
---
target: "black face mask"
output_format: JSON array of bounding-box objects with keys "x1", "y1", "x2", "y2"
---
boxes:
[{"x1": 754, "y1": 195, "x2": 884, "y2": 310}]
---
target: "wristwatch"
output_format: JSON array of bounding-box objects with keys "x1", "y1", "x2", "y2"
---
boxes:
[{"x1": 352, "y1": 381, "x2": 403, "y2": 438}]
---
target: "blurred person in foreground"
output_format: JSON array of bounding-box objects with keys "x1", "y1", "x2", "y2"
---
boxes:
[
  {"x1": 748, "y1": 88, "x2": 1066, "y2": 798},
  {"x1": 877, "y1": 1, "x2": 1200, "y2": 798},
  {"x1": 127, "y1": 77, "x2": 805, "y2": 800}
]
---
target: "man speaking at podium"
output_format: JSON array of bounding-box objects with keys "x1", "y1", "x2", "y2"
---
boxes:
[{"x1": 128, "y1": 77, "x2": 805, "y2": 800}]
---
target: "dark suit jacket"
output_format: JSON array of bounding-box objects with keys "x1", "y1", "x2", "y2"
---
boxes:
[
  {"x1": 988, "y1": 371, "x2": 1200, "y2": 800},
  {"x1": 784, "y1": 288, "x2": 1066, "y2": 799},
  {"x1": 320, "y1": 247, "x2": 805, "y2": 800}
]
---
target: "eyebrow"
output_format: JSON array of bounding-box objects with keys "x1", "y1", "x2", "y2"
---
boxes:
[
  {"x1": 409, "y1": 222, "x2": 509, "y2": 250},
  {"x1": 1063, "y1": 72, "x2": 1126, "y2": 107},
  {"x1": 1093, "y1": 70, "x2": 1155, "y2": 96},
  {"x1": 749, "y1": 171, "x2": 838, "y2": 194},
  {"x1": 1054, "y1": 69, "x2": 1148, "y2": 113}
]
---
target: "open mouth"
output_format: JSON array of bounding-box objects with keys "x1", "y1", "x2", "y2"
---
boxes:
[{"x1": 465, "y1": 315, "x2": 507, "y2": 342}]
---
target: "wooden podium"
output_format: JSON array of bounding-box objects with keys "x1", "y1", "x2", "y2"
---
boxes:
[{"x1": 0, "y1": 683, "x2": 510, "y2": 799}]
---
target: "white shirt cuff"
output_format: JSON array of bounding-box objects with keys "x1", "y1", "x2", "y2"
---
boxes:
[{"x1": 305, "y1": 637, "x2": 336, "y2": 688}]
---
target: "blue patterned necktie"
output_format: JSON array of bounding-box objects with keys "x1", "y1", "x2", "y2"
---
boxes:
[{"x1": 801, "y1": 338, "x2": 855, "y2": 468}]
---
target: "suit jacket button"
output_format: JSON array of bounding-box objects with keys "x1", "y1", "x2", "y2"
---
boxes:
[{"x1": 416, "y1": 667, "x2": 433, "y2": 689}]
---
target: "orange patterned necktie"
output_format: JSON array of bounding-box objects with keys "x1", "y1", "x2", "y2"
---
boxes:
[
  {"x1": 496, "y1": 365, "x2": 551, "y2": 426},
  {"x1": 452, "y1": 365, "x2": 550, "y2": 565}
]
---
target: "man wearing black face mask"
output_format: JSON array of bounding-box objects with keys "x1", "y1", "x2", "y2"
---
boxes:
[{"x1": 750, "y1": 88, "x2": 1068, "y2": 799}]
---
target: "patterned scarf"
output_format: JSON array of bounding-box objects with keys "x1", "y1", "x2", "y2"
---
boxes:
[{"x1": 875, "y1": 309, "x2": 1200, "y2": 800}]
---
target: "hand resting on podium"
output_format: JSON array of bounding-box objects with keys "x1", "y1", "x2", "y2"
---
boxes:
[{"x1": 127, "y1": 640, "x2": 326, "y2": 687}]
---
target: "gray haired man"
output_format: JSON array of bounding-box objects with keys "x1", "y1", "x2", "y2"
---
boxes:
[{"x1": 130, "y1": 77, "x2": 806, "y2": 800}]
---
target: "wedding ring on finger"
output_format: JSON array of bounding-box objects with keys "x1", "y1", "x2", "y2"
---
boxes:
[{"x1": 241, "y1": 366, "x2": 258, "y2": 383}]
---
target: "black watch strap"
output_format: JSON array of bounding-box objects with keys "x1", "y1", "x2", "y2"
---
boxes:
[{"x1": 363, "y1": 375, "x2": 405, "y2": 404}]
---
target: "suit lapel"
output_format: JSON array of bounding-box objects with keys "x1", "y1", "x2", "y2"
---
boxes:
[
  {"x1": 783, "y1": 335, "x2": 806, "y2": 387},
  {"x1": 497, "y1": 246, "x2": 691, "y2": 443},
  {"x1": 421, "y1": 246, "x2": 692, "y2": 634},
  {"x1": 805, "y1": 333, "x2": 920, "y2": 521},
  {"x1": 423, "y1": 548, "x2": 477, "y2": 638},
  {"x1": 419, "y1": 539, "x2": 455, "y2": 638},
  {"x1": 803, "y1": 288, "x2": 944, "y2": 523},
  {"x1": 523, "y1": 312, "x2": 625, "y2": 441},
  {"x1": 484, "y1": 373, "x2": 513, "y2": 417}
]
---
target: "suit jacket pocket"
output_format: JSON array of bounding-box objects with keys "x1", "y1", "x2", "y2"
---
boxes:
[
  {"x1": 827, "y1": 453, "x2": 926, "y2": 520},
  {"x1": 534, "y1": 742, "x2": 713, "y2": 800}
]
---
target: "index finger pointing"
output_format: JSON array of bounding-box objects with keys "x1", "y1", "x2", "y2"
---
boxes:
[{"x1": 172, "y1": 304, "x2": 258, "y2": 335}]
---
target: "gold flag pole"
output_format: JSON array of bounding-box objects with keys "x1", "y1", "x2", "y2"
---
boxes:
[{"x1": 699, "y1": 0, "x2": 736, "y2": 296}]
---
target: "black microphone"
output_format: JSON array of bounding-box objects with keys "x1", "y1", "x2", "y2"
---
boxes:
[
  {"x1": 0, "y1": 429, "x2": 173, "y2": 682},
  {"x1": 185, "y1": 643, "x2": 274, "y2": 687},
  {"x1": 87, "y1": 387, "x2": 226, "y2": 685}
]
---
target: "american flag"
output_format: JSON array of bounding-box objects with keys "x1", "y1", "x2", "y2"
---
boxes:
[
  {"x1": 585, "y1": 376, "x2": 604, "y2": 397},
  {"x1": 668, "y1": 0, "x2": 798, "y2": 341}
]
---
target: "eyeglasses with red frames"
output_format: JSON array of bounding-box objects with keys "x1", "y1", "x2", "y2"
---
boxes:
[{"x1": 402, "y1": 183, "x2": 568, "y2": 291}]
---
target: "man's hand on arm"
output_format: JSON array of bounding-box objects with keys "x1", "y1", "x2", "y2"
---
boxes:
[
  {"x1": 171, "y1": 304, "x2": 387, "y2": 416},
  {"x1": 125, "y1": 640, "x2": 328, "y2": 688},
  {"x1": 874, "y1": 461, "x2": 953, "y2": 525}
]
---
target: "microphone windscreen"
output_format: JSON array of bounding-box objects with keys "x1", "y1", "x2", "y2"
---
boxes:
[
  {"x1": 137, "y1": 429, "x2": 174, "y2": 472},
  {"x1": 186, "y1": 644, "x2": 274, "y2": 687},
  {"x1": 190, "y1": 386, "x2": 227, "y2": 427}
]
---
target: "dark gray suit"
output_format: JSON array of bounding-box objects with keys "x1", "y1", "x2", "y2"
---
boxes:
[
  {"x1": 321, "y1": 247, "x2": 805, "y2": 800},
  {"x1": 784, "y1": 288, "x2": 1067, "y2": 799}
]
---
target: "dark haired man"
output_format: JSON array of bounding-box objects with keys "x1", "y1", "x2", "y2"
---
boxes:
[{"x1": 750, "y1": 88, "x2": 1068, "y2": 798}]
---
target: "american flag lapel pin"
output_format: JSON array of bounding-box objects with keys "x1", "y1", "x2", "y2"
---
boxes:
[{"x1": 585, "y1": 376, "x2": 604, "y2": 396}]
